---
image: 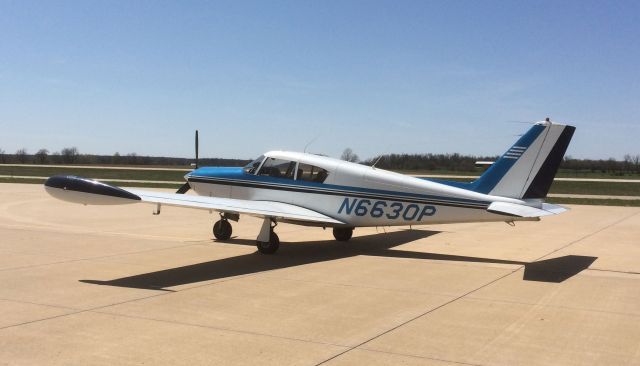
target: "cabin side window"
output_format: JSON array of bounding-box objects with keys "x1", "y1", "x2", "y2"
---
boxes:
[
  {"x1": 257, "y1": 158, "x2": 296, "y2": 179},
  {"x1": 243, "y1": 155, "x2": 265, "y2": 175},
  {"x1": 297, "y1": 163, "x2": 328, "y2": 183}
]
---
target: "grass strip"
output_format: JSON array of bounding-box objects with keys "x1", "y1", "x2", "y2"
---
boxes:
[{"x1": 547, "y1": 197, "x2": 640, "y2": 207}]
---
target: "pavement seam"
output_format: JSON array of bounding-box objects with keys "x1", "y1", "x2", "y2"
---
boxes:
[
  {"x1": 89, "y1": 310, "x2": 351, "y2": 349},
  {"x1": 0, "y1": 297, "x2": 79, "y2": 311},
  {"x1": 463, "y1": 295, "x2": 640, "y2": 319},
  {"x1": 354, "y1": 347, "x2": 484, "y2": 366},
  {"x1": 313, "y1": 210, "x2": 640, "y2": 366},
  {"x1": 531, "y1": 210, "x2": 640, "y2": 262},
  {"x1": 587, "y1": 268, "x2": 640, "y2": 275},
  {"x1": 0, "y1": 272, "x2": 353, "y2": 351},
  {"x1": 0, "y1": 290, "x2": 171, "y2": 332},
  {"x1": 313, "y1": 266, "x2": 523, "y2": 366},
  {"x1": 0, "y1": 222, "x2": 208, "y2": 243},
  {"x1": 256, "y1": 270, "x2": 514, "y2": 298},
  {"x1": 0, "y1": 242, "x2": 206, "y2": 273}
]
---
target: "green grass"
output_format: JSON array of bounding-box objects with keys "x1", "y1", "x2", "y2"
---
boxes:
[
  {"x1": 0, "y1": 177, "x2": 181, "y2": 189},
  {"x1": 0, "y1": 177, "x2": 46, "y2": 185},
  {"x1": 398, "y1": 169, "x2": 640, "y2": 179},
  {"x1": 548, "y1": 181, "x2": 640, "y2": 196},
  {"x1": 422, "y1": 177, "x2": 640, "y2": 196},
  {"x1": 0, "y1": 166, "x2": 186, "y2": 181},
  {"x1": 547, "y1": 197, "x2": 640, "y2": 207}
]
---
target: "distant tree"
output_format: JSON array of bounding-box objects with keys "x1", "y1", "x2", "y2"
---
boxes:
[
  {"x1": 15, "y1": 148, "x2": 29, "y2": 163},
  {"x1": 49, "y1": 151, "x2": 61, "y2": 164},
  {"x1": 126, "y1": 152, "x2": 138, "y2": 165},
  {"x1": 0, "y1": 148, "x2": 5, "y2": 163},
  {"x1": 606, "y1": 157, "x2": 617, "y2": 173},
  {"x1": 60, "y1": 147, "x2": 79, "y2": 164},
  {"x1": 34, "y1": 149, "x2": 49, "y2": 164},
  {"x1": 112, "y1": 152, "x2": 122, "y2": 164},
  {"x1": 340, "y1": 148, "x2": 359, "y2": 163}
]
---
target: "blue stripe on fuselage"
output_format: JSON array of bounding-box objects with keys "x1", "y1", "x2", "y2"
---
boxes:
[{"x1": 187, "y1": 167, "x2": 490, "y2": 208}]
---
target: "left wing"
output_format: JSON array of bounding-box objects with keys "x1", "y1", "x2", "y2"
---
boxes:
[{"x1": 44, "y1": 175, "x2": 344, "y2": 225}]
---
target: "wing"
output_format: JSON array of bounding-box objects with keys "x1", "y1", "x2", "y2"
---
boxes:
[{"x1": 44, "y1": 175, "x2": 344, "y2": 225}]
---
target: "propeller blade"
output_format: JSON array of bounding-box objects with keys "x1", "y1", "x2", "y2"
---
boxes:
[
  {"x1": 178, "y1": 129, "x2": 199, "y2": 194},
  {"x1": 195, "y1": 130, "x2": 199, "y2": 169},
  {"x1": 176, "y1": 182, "x2": 191, "y2": 194}
]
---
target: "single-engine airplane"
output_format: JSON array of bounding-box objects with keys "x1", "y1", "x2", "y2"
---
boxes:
[{"x1": 45, "y1": 119, "x2": 575, "y2": 254}]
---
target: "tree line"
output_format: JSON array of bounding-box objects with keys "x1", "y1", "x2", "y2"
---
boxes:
[
  {"x1": 355, "y1": 150, "x2": 640, "y2": 174},
  {"x1": 2, "y1": 146, "x2": 640, "y2": 174},
  {"x1": 0, "y1": 147, "x2": 249, "y2": 167}
]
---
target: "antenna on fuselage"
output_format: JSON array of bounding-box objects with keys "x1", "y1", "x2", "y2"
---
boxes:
[
  {"x1": 371, "y1": 155, "x2": 384, "y2": 169},
  {"x1": 303, "y1": 134, "x2": 320, "y2": 153}
]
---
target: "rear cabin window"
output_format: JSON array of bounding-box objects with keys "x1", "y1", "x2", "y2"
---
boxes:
[
  {"x1": 257, "y1": 158, "x2": 296, "y2": 179},
  {"x1": 297, "y1": 163, "x2": 328, "y2": 183}
]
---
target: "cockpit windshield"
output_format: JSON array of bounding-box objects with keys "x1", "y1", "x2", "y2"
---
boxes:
[{"x1": 243, "y1": 155, "x2": 265, "y2": 174}]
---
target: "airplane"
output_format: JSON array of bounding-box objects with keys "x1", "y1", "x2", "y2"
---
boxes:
[{"x1": 45, "y1": 119, "x2": 575, "y2": 254}]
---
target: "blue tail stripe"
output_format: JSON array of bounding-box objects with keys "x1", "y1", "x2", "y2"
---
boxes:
[{"x1": 468, "y1": 124, "x2": 546, "y2": 194}]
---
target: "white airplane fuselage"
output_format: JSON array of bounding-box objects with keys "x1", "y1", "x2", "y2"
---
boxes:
[{"x1": 186, "y1": 151, "x2": 530, "y2": 227}]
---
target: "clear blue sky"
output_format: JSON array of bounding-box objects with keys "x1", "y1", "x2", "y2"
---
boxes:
[{"x1": 1, "y1": 0, "x2": 638, "y2": 160}]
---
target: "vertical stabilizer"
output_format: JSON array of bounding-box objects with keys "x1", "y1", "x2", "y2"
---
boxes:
[{"x1": 470, "y1": 120, "x2": 575, "y2": 199}]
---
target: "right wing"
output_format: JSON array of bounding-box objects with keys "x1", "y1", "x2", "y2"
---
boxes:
[{"x1": 44, "y1": 175, "x2": 344, "y2": 225}]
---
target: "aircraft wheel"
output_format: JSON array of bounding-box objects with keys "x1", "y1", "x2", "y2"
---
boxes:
[
  {"x1": 257, "y1": 232, "x2": 279, "y2": 254},
  {"x1": 213, "y1": 219, "x2": 232, "y2": 240},
  {"x1": 333, "y1": 227, "x2": 353, "y2": 241}
]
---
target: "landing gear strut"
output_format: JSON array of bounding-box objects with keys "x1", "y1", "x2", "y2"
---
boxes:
[
  {"x1": 333, "y1": 227, "x2": 353, "y2": 241},
  {"x1": 213, "y1": 219, "x2": 232, "y2": 240},
  {"x1": 256, "y1": 217, "x2": 279, "y2": 254}
]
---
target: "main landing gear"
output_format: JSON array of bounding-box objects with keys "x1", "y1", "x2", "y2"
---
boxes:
[
  {"x1": 212, "y1": 215, "x2": 280, "y2": 254},
  {"x1": 256, "y1": 231, "x2": 279, "y2": 254},
  {"x1": 213, "y1": 217, "x2": 354, "y2": 254},
  {"x1": 256, "y1": 218, "x2": 279, "y2": 254},
  {"x1": 332, "y1": 227, "x2": 354, "y2": 241}
]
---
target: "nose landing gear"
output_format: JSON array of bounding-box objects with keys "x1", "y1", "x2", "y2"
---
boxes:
[{"x1": 213, "y1": 219, "x2": 232, "y2": 240}]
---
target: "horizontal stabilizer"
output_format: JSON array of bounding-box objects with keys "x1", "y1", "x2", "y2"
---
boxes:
[{"x1": 487, "y1": 201, "x2": 568, "y2": 218}]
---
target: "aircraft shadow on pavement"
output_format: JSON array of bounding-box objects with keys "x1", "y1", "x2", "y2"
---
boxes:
[{"x1": 80, "y1": 230, "x2": 597, "y2": 290}]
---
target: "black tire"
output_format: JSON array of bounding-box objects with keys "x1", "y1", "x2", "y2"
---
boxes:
[
  {"x1": 213, "y1": 220, "x2": 232, "y2": 240},
  {"x1": 257, "y1": 232, "x2": 280, "y2": 254},
  {"x1": 333, "y1": 227, "x2": 353, "y2": 241}
]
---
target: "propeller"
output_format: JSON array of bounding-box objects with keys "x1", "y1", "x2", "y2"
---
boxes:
[
  {"x1": 176, "y1": 130, "x2": 198, "y2": 194},
  {"x1": 195, "y1": 129, "x2": 199, "y2": 169}
]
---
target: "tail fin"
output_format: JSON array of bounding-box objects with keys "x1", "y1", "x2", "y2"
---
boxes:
[{"x1": 470, "y1": 120, "x2": 575, "y2": 199}]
